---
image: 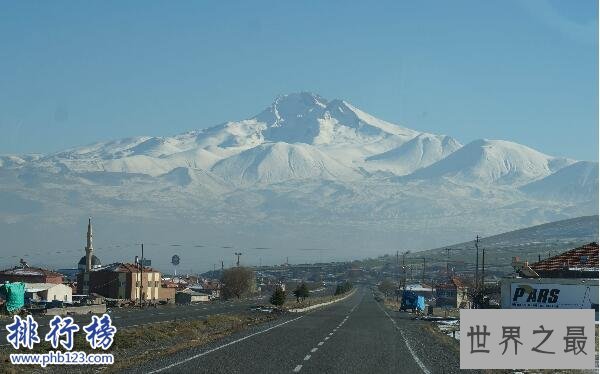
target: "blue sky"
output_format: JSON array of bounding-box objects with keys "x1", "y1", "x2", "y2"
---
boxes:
[{"x1": 0, "y1": 0, "x2": 597, "y2": 160}]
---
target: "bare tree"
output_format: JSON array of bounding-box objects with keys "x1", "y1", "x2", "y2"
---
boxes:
[
  {"x1": 378, "y1": 278, "x2": 395, "y2": 298},
  {"x1": 221, "y1": 267, "x2": 254, "y2": 299}
]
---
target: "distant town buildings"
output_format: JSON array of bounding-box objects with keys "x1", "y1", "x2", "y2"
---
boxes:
[{"x1": 0, "y1": 266, "x2": 64, "y2": 284}]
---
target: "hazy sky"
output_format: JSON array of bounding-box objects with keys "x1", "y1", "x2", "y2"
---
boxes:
[{"x1": 1, "y1": 0, "x2": 598, "y2": 160}]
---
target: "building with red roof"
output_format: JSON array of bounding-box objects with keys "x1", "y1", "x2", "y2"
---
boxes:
[
  {"x1": 529, "y1": 242, "x2": 598, "y2": 278},
  {"x1": 0, "y1": 266, "x2": 64, "y2": 284}
]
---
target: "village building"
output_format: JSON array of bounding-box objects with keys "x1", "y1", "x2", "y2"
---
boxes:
[
  {"x1": 435, "y1": 277, "x2": 470, "y2": 308},
  {"x1": 25, "y1": 283, "x2": 73, "y2": 303},
  {"x1": 404, "y1": 283, "x2": 434, "y2": 299},
  {"x1": 77, "y1": 262, "x2": 162, "y2": 301},
  {"x1": 0, "y1": 266, "x2": 64, "y2": 284}
]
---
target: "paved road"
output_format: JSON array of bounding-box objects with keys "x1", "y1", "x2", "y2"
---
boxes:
[
  {"x1": 131, "y1": 287, "x2": 462, "y2": 374},
  {"x1": 0, "y1": 295, "x2": 266, "y2": 347}
]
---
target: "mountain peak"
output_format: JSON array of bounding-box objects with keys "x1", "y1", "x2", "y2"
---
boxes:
[{"x1": 258, "y1": 92, "x2": 328, "y2": 125}]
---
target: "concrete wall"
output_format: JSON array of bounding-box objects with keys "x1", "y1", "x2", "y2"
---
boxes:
[
  {"x1": 158, "y1": 287, "x2": 176, "y2": 302},
  {"x1": 46, "y1": 304, "x2": 106, "y2": 316}
]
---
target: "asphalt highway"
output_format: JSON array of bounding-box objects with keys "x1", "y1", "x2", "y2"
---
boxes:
[{"x1": 130, "y1": 287, "x2": 463, "y2": 374}]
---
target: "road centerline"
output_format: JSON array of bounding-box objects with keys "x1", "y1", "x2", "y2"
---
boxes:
[{"x1": 146, "y1": 315, "x2": 305, "y2": 373}]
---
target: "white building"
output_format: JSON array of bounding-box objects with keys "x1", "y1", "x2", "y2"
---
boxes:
[{"x1": 25, "y1": 283, "x2": 73, "y2": 303}]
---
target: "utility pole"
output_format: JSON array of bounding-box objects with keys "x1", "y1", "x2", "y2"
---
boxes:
[
  {"x1": 475, "y1": 236, "x2": 480, "y2": 290},
  {"x1": 138, "y1": 243, "x2": 144, "y2": 307},
  {"x1": 445, "y1": 248, "x2": 451, "y2": 278},
  {"x1": 402, "y1": 251, "x2": 408, "y2": 292},
  {"x1": 481, "y1": 247, "x2": 485, "y2": 291},
  {"x1": 221, "y1": 260, "x2": 224, "y2": 271},
  {"x1": 421, "y1": 258, "x2": 426, "y2": 285},
  {"x1": 235, "y1": 252, "x2": 242, "y2": 267},
  {"x1": 396, "y1": 251, "x2": 399, "y2": 302}
]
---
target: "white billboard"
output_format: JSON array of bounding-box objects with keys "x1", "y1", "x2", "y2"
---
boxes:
[{"x1": 509, "y1": 282, "x2": 598, "y2": 309}]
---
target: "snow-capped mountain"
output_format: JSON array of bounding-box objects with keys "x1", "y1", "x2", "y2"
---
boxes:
[
  {"x1": 211, "y1": 142, "x2": 361, "y2": 186},
  {"x1": 521, "y1": 161, "x2": 599, "y2": 202},
  {"x1": 365, "y1": 133, "x2": 462, "y2": 176},
  {"x1": 0, "y1": 92, "x2": 596, "y2": 266},
  {"x1": 406, "y1": 139, "x2": 574, "y2": 185}
]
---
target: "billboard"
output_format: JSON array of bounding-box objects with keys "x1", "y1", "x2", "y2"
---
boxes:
[{"x1": 509, "y1": 282, "x2": 598, "y2": 309}]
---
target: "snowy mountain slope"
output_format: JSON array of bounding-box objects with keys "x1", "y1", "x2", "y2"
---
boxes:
[
  {"x1": 211, "y1": 142, "x2": 361, "y2": 185},
  {"x1": 2, "y1": 92, "x2": 447, "y2": 180},
  {"x1": 0, "y1": 93, "x2": 584, "y2": 189},
  {"x1": 521, "y1": 161, "x2": 599, "y2": 201},
  {"x1": 159, "y1": 166, "x2": 232, "y2": 193},
  {"x1": 405, "y1": 139, "x2": 574, "y2": 185},
  {"x1": 0, "y1": 92, "x2": 595, "y2": 263},
  {"x1": 365, "y1": 133, "x2": 462, "y2": 175}
]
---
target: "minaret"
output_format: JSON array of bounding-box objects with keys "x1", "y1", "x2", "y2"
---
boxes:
[{"x1": 85, "y1": 217, "x2": 93, "y2": 272}]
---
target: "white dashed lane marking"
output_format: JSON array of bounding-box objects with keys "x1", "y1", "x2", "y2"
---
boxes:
[{"x1": 289, "y1": 294, "x2": 362, "y2": 374}]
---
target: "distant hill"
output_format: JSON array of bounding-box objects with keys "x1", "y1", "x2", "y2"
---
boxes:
[{"x1": 419, "y1": 215, "x2": 599, "y2": 276}]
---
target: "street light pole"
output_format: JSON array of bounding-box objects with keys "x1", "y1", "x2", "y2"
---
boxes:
[{"x1": 138, "y1": 243, "x2": 144, "y2": 307}]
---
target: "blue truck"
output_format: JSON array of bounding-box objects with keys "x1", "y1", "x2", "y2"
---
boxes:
[{"x1": 400, "y1": 290, "x2": 425, "y2": 313}]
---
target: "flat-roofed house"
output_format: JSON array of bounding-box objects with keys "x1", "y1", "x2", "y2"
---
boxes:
[{"x1": 25, "y1": 283, "x2": 73, "y2": 303}]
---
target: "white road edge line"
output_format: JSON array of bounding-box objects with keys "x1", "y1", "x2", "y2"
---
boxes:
[
  {"x1": 147, "y1": 315, "x2": 305, "y2": 374},
  {"x1": 376, "y1": 302, "x2": 431, "y2": 374},
  {"x1": 324, "y1": 337, "x2": 330, "y2": 340},
  {"x1": 310, "y1": 348, "x2": 318, "y2": 353},
  {"x1": 304, "y1": 355, "x2": 311, "y2": 361},
  {"x1": 293, "y1": 364, "x2": 303, "y2": 372},
  {"x1": 317, "y1": 341, "x2": 324, "y2": 346}
]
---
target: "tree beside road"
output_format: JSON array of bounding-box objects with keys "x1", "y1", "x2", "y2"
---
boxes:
[
  {"x1": 335, "y1": 280, "x2": 353, "y2": 295},
  {"x1": 378, "y1": 279, "x2": 395, "y2": 297},
  {"x1": 270, "y1": 286, "x2": 286, "y2": 306},
  {"x1": 293, "y1": 283, "x2": 310, "y2": 302},
  {"x1": 221, "y1": 267, "x2": 254, "y2": 299}
]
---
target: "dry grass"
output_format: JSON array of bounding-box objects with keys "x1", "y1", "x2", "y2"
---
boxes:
[
  {"x1": 420, "y1": 322, "x2": 460, "y2": 355},
  {"x1": 0, "y1": 313, "x2": 277, "y2": 373}
]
